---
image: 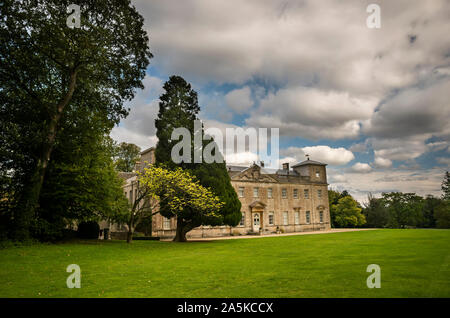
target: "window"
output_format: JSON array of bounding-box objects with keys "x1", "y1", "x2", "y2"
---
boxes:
[
  {"x1": 283, "y1": 212, "x2": 288, "y2": 225},
  {"x1": 282, "y1": 188, "x2": 287, "y2": 199},
  {"x1": 306, "y1": 211, "x2": 311, "y2": 224},
  {"x1": 268, "y1": 212, "x2": 274, "y2": 225},
  {"x1": 318, "y1": 189, "x2": 322, "y2": 198},
  {"x1": 135, "y1": 189, "x2": 138, "y2": 202},
  {"x1": 239, "y1": 212, "x2": 245, "y2": 226},
  {"x1": 253, "y1": 187, "x2": 259, "y2": 198},
  {"x1": 293, "y1": 189, "x2": 298, "y2": 199},
  {"x1": 129, "y1": 190, "x2": 133, "y2": 202},
  {"x1": 304, "y1": 189, "x2": 309, "y2": 199},
  {"x1": 320, "y1": 211, "x2": 324, "y2": 223},
  {"x1": 267, "y1": 188, "x2": 273, "y2": 198},
  {"x1": 238, "y1": 187, "x2": 244, "y2": 198},
  {"x1": 295, "y1": 211, "x2": 300, "y2": 224},
  {"x1": 163, "y1": 217, "x2": 171, "y2": 230},
  {"x1": 316, "y1": 170, "x2": 320, "y2": 178}
]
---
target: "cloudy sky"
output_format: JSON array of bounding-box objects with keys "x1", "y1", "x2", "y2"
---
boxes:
[{"x1": 111, "y1": 0, "x2": 450, "y2": 202}]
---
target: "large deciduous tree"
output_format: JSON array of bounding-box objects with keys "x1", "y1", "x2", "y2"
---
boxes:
[
  {"x1": 114, "y1": 142, "x2": 141, "y2": 172},
  {"x1": 0, "y1": 0, "x2": 152, "y2": 240},
  {"x1": 362, "y1": 193, "x2": 389, "y2": 228},
  {"x1": 332, "y1": 196, "x2": 366, "y2": 228},
  {"x1": 383, "y1": 192, "x2": 424, "y2": 228},
  {"x1": 155, "y1": 76, "x2": 241, "y2": 241},
  {"x1": 139, "y1": 166, "x2": 224, "y2": 242}
]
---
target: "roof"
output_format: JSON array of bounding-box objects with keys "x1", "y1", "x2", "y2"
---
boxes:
[
  {"x1": 118, "y1": 171, "x2": 137, "y2": 180},
  {"x1": 292, "y1": 159, "x2": 327, "y2": 167},
  {"x1": 140, "y1": 147, "x2": 155, "y2": 155}
]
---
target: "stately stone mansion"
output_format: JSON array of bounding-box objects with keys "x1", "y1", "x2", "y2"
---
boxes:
[{"x1": 106, "y1": 147, "x2": 331, "y2": 239}]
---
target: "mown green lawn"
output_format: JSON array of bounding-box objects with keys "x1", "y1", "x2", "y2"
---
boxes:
[{"x1": 0, "y1": 229, "x2": 449, "y2": 298}]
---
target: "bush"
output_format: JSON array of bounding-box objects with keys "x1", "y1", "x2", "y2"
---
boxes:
[
  {"x1": 77, "y1": 221, "x2": 100, "y2": 239},
  {"x1": 30, "y1": 218, "x2": 67, "y2": 242}
]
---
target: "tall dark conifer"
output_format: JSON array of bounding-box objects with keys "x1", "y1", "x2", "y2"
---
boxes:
[{"x1": 155, "y1": 76, "x2": 241, "y2": 241}]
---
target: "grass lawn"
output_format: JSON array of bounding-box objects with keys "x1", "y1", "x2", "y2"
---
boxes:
[{"x1": 0, "y1": 229, "x2": 449, "y2": 298}]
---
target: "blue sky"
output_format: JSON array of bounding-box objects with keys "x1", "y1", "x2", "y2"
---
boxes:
[{"x1": 111, "y1": 0, "x2": 450, "y2": 202}]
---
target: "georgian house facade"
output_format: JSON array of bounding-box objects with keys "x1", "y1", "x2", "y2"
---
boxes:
[{"x1": 105, "y1": 147, "x2": 331, "y2": 239}]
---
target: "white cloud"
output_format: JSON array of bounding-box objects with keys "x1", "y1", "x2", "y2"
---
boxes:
[
  {"x1": 281, "y1": 145, "x2": 355, "y2": 166},
  {"x1": 110, "y1": 126, "x2": 157, "y2": 150},
  {"x1": 247, "y1": 87, "x2": 378, "y2": 139},
  {"x1": 110, "y1": 75, "x2": 163, "y2": 149},
  {"x1": 373, "y1": 157, "x2": 393, "y2": 168},
  {"x1": 328, "y1": 167, "x2": 445, "y2": 203},
  {"x1": 225, "y1": 151, "x2": 259, "y2": 166},
  {"x1": 225, "y1": 86, "x2": 253, "y2": 114},
  {"x1": 371, "y1": 135, "x2": 430, "y2": 161},
  {"x1": 351, "y1": 162, "x2": 372, "y2": 173},
  {"x1": 436, "y1": 157, "x2": 450, "y2": 166}
]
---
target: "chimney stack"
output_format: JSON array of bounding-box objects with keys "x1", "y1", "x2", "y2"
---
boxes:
[{"x1": 282, "y1": 162, "x2": 289, "y2": 170}]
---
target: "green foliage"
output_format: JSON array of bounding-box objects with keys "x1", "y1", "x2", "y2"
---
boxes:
[
  {"x1": 155, "y1": 76, "x2": 200, "y2": 169},
  {"x1": 192, "y1": 161, "x2": 242, "y2": 227},
  {"x1": 0, "y1": 0, "x2": 152, "y2": 240},
  {"x1": 418, "y1": 195, "x2": 440, "y2": 228},
  {"x1": 39, "y1": 135, "x2": 128, "y2": 231},
  {"x1": 332, "y1": 196, "x2": 366, "y2": 228},
  {"x1": 77, "y1": 221, "x2": 100, "y2": 239},
  {"x1": 383, "y1": 192, "x2": 424, "y2": 228},
  {"x1": 114, "y1": 142, "x2": 141, "y2": 172},
  {"x1": 154, "y1": 76, "x2": 241, "y2": 239},
  {"x1": 363, "y1": 194, "x2": 389, "y2": 228},
  {"x1": 328, "y1": 189, "x2": 355, "y2": 227},
  {"x1": 435, "y1": 201, "x2": 450, "y2": 229}
]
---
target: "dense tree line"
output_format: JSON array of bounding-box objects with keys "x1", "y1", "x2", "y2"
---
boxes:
[
  {"x1": 329, "y1": 172, "x2": 450, "y2": 229},
  {"x1": 0, "y1": 0, "x2": 152, "y2": 241}
]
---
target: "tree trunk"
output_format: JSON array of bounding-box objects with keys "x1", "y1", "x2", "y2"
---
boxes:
[
  {"x1": 173, "y1": 217, "x2": 195, "y2": 242},
  {"x1": 12, "y1": 70, "x2": 79, "y2": 241},
  {"x1": 126, "y1": 229, "x2": 133, "y2": 243}
]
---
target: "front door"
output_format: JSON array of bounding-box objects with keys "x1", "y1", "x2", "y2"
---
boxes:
[{"x1": 253, "y1": 213, "x2": 260, "y2": 232}]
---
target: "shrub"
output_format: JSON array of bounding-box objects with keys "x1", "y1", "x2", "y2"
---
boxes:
[{"x1": 77, "y1": 221, "x2": 100, "y2": 239}]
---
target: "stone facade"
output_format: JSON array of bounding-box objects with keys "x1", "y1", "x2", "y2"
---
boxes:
[{"x1": 104, "y1": 147, "x2": 331, "y2": 239}]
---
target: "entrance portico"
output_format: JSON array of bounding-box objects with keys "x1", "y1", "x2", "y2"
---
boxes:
[{"x1": 249, "y1": 201, "x2": 266, "y2": 233}]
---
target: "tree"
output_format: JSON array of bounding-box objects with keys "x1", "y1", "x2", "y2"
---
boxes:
[
  {"x1": 332, "y1": 196, "x2": 366, "y2": 228},
  {"x1": 155, "y1": 75, "x2": 200, "y2": 169},
  {"x1": 362, "y1": 193, "x2": 389, "y2": 228},
  {"x1": 114, "y1": 142, "x2": 141, "y2": 172},
  {"x1": 418, "y1": 195, "x2": 440, "y2": 228},
  {"x1": 110, "y1": 179, "x2": 157, "y2": 244},
  {"x1": 34, "y1": 135, "x2": 128, "y2": 241},
  {"x1": 154, "y1": 76, "x2": 241, "y2": 241},
  {"x1": 0, "y1": 0, "x2": 152, "y2": 240},
  {"x1": 435, "y1": 200, "x2": 450, "y2": 229},
  {"x1": 139, "y1": 166, "x2": 224, "y2": 242},
  {"x1": 383, "y1": 192, "x2": 424, "y2": 228},
  {"x1": 328, "y1": 189, "x2": 353, "y2": 227},
  {"x1": 442, "y1": 171, "x2": 450, "y2": 201}
]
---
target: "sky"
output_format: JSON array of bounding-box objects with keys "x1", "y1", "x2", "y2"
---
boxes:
[{"x1": 111, "y1": 0, "x2": 450, "y2": 202}]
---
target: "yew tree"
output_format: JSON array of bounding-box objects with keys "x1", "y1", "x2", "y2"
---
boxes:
[
  {"x1": 0, "y1": 0, "x2": 152, "y2": 240},
  {"x1": 155, "y1": 76, "x2": 241, "y2": 241}
]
